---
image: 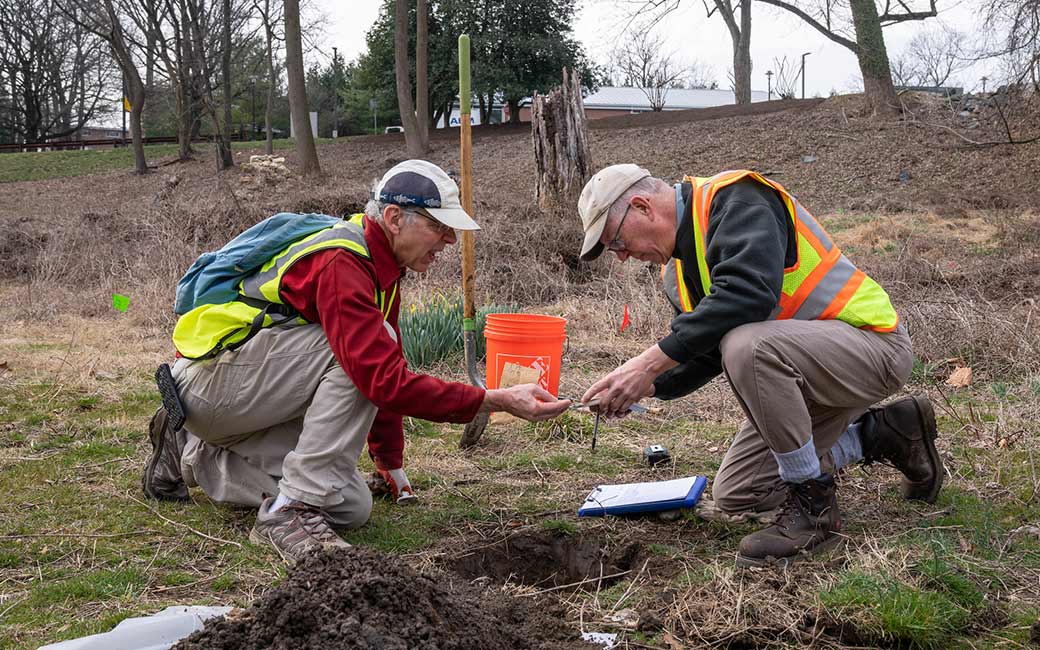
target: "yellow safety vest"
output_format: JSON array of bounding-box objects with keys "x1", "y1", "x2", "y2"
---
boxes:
[
  {"x1": 173, "y1": 214, "x2": 399, "y2": 359},
  {"x1": 662, "y1": 171, "x2": 899, "y2": 332}
]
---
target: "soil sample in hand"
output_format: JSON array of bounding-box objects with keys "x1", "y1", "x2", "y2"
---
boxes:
[{"x1": 173, "y1": 546, "x2": 593, "y2": 650}]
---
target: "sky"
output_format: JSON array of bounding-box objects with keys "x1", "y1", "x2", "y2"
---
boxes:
[{"x1": 311, "y1": 0, "x2": 993, "y2": 98}]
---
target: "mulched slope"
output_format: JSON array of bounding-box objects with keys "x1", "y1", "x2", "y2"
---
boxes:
[{"x1": 173, "y1": 546, "x2": 592, "y2": 650}]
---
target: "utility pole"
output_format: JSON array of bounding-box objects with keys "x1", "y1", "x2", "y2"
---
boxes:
[
  {"x1": 331, "y1": 47, "x2": 339, "y2": 138},
  {"x1": 766, "y1": 70, "x2": 773, "y2": 100},
  {"x1": 801, "y1": 52, "x2": 811, "y2": 99},
  {"x1": 981, "y1": 76, "x2": 988, "y2": 93}
]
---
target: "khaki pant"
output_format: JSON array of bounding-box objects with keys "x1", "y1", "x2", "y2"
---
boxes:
[
  {"x1": 711, "y1": 319, "x2": 912, "y2": 513},
  {"x1": 172, "y1": 324, "x2": 375, "y2": 528}
]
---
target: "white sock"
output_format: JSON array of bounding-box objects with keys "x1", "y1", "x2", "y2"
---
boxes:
[{"x1": 270, "y1": 492, "x2": 294, "y2": 512}]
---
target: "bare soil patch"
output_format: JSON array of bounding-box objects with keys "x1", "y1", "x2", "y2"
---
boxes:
[{"x1": 174, "y1": 546, "x2": 592, "y2": 650}]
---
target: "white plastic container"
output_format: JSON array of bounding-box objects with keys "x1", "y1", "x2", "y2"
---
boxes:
[{"x1": 38, "y1": 605, "x2": 231, "y2": 650}]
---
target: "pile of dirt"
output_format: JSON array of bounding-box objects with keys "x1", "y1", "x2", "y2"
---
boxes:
[{"x1": 174, "y1": 546, "x2": 593, "y2": 650}]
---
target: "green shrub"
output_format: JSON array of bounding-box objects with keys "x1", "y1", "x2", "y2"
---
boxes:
[{"x1": 398, "y1": 295, "x2": 516, "y2": 368}]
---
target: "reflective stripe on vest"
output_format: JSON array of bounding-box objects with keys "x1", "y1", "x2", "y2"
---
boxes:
[
  {"x1": 669, "y1": 171, "x2": 899, "y2": 332},
  {"x1": 661, "y1": 258, "x2": 694, "y2": 313},
  {"x1": 173, "y1": 214, "x2": 399, "y2": 359}
]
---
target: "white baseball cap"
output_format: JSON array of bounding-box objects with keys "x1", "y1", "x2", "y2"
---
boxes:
[
  {"x1": 373, "y1": 159, "x2": 480, "y2": 231},
  {"x1": 578, "y1": 164, "x2": 651, "y2": 261}
]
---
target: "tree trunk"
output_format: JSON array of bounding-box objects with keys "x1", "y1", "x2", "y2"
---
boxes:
[
  {"x1": 531, "y1": 68, "x2": 593, "y2": 212},
  {"x1": 415, "y1": 0, "x2": 429, "y2": 148},
  {"x1": 733, "y1": 0, "x2": 752, "y2": 104},
  {"x1": 263, "y1": 0, "x2": 275, "y2": 155},
  {"x1": 217, "y1": 0, "x2": 233, "y2": 169},
  {"x1": 507, "y1": 98, "x2": 521, "y2": 124},
  {"x1": 127, "y1": 70, "x2": 148, "y2": 174},
  {"x1": 477, "y1": 93, "x2": 486, "y2": 125},
  {"x1": 284, "y1": 0, "x2": 320, "y2": 175},
  {"x1": 849, "y1": 0, "x2": 898, "y2": 115},
  {"x1": 394, "y1": 0, "x2": 423, "y2": 157}
]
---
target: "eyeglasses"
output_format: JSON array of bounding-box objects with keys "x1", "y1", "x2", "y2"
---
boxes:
[
  {"x1": 410, "y1": 209, "x2": 455, "y2": 237},
  {"x1": 605, "y1": 204, "x2": 632, "y2": 252}
]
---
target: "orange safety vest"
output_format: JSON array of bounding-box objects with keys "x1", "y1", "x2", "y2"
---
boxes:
[{"x1": 663, "y1": 171, "x2": 899, "y2": 332}]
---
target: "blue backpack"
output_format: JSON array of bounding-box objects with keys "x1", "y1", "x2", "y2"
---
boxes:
[{"x1": 174, "y1": 212, "x2": 343, "y2": 315}]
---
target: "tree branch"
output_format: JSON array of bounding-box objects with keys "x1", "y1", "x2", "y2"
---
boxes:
[
  {"x1": 756, "y1": 0, "x2": 858, "y2": 51},
  {"x1": 879, "y1": 0, "x2": 936, "y2": 24}
]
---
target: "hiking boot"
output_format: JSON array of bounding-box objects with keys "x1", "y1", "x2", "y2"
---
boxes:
[
  {"x1": 736, "y1": 474, "x2": 842, "y2": 568},
  {"x1": 142, "y1": 406, "x2": 188, "y2": 502},
  {"x1": 860, "y1": 394, "x2": 943, "y2": 503},
  {"x1": 249, "y1": 497, "x2": 351, "y2": 561}
]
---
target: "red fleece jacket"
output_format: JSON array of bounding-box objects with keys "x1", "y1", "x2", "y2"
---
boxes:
[{"x1": 278, "y1": 215, "x2": 485, "y2": 470}]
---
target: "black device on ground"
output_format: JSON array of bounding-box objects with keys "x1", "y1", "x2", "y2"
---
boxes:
[
  {"x1": 644, "y1": 444, "x2": 671, "y2": 466},
  {"x1": 155, "y1": 363, "x2": 186, "y2": 431}
]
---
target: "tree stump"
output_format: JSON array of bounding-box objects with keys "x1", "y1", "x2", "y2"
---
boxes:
[{"x1": 531, "y1": 68, "x2": 593, "y2": 211}]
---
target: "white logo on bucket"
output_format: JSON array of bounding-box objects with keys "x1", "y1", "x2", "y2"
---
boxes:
[{"x1": 498, "y1": 354, "x2": 552, "y2": 391}]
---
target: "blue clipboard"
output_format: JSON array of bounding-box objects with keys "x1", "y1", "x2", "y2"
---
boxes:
[{"x1": 577, "y1": 476, "x2": 708, "y2": 517}]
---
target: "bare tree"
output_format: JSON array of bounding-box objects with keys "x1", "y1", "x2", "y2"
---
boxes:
[
  {"x1": 284, "y1": 0, "x2": 319, "y2": 174},
  {"x1": 770, "y1": 55, "x2": 800, "y2": 98},
  {"x1": 218, "y1": 0, "x2": 234, "y2": 168},
  {"x1": 610, "y1": 27, "x2": 686, "y2": 110},
  {"x1": 754, "y1": 0, "x2": 938, "y2": 115},
  {"x1": 65, "y1": 0, "x2": 150, "y2": 173},
  {"x1": 686, "y1": 61, "x2": 717, "y2": 89},
  {"x1": 394, "y1": 0, "x2": 426, "y2": 157},
  {"x1": 709, "y1": 0, "x2": 753, "y2": 103},
  {"x1": 978, "y1": 0, "x2": 1039, "y2": 91},
  {"x1": 252, "y1": 0, "x2": 282, "y2": 154},
  {"x1": 625, "y1": 0, "x2": 753, "y2": 104},
  {"x1": 890, "y1": 26, "x2": 966, "y2": 87},
  {"x1": 0, "y1": 0, "x2": 110, "y2": 144}
]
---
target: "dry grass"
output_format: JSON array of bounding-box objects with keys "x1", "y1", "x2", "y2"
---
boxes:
[{"x1": 3, "y1": 98, "x2": 1040, "y2": 648}]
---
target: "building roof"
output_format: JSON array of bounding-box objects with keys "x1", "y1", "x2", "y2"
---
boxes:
[{"x1": 581, "y1": 86, "x2": 769, "y2": 110}]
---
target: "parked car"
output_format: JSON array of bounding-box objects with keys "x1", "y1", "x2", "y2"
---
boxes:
[{"x1": 384, "y1": 126, "x2": 404, "y2": 134}]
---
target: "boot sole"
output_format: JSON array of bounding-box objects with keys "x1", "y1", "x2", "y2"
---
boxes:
[
  {"x1": 735, "y1": 535, "x2": 846, "y2": 569},
  {"x1": 142, "y1": 409, "x2": 189, "y2": 502},
  {"x1": 908, "y1": 394, "x2": 944, "y2": 504}
]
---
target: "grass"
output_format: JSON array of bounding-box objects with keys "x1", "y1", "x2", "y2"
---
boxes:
[
  {"x1": 0, "y1": 138, "x2": 337, "y2": 184},
  {"x1": 2, "y1": 316, "x2": 1040, "y2": 649}
]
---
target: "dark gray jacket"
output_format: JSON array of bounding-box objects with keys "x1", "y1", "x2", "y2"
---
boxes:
[{"x1": 653, "y1": 177, "x2": 797, "y2": 400}]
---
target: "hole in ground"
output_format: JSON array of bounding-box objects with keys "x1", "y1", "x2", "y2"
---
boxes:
[{"x1": 449, "y1": 531, "x2": 641, "y2": 590}]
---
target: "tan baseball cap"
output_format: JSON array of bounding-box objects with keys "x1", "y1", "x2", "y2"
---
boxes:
[{"x1": 578, "y1": 164, "x2": 651, "y2": 261}]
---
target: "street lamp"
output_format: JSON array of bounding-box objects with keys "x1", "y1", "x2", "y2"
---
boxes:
[
  {"x1": 331, "y1": 46, "x2": 339, "y2": 138},
  {"x1": 801, "y1": 51, "x2": 811, "y2": 99},
  {"x1": 981, "y1": 75, "x2": 989, "y2": 93},
  {"x1": 766, "y1": 70, "x2": 774, "y2": 100},
  {"x1": 249, "y1": 75, "x2": 257, "y2": 141}
]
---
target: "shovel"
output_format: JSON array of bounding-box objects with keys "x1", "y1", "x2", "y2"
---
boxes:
[{"x1": 457, "y1": 34, "x2": 489, "y2": 450}]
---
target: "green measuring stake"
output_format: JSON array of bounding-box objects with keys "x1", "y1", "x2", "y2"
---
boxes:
[{"x1": 112, "y1": 293, "x2": 130, "y2": 312}]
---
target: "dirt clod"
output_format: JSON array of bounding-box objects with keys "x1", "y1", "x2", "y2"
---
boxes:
[{"x1": 174, "y1": 546, "x2": 592, "y2": 650}]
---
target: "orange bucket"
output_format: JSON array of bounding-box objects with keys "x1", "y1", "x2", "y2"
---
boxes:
[{"x1": 484, "y1": 313, "x2": 567, "y2": 396}]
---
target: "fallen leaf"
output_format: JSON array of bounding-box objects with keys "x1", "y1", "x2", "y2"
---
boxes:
[
  {"x1": 606, "y1": 608, "x2": 639, "y2": 629},
  {"x1": 946, "y1": 366, "x2": 972, "y2": 388},
  {"x1": 662, "y1": 631, "x2": 685, "y2": 650}
]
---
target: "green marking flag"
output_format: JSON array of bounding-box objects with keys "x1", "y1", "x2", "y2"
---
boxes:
[{"x1": 112, "y1": 293, "x2": 130, "y2": 312}]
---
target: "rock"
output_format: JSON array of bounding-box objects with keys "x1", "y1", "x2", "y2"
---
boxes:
[{"x1": 801, "y1": 155, "x2": 817, "y2": 164}]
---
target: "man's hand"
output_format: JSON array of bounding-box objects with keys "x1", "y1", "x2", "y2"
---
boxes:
[
  {"x1": 582, "y1": 344, "x2": 678, "y2": 418},
  {"x1": 480, "y1": 384, "x2": 571, "y2": 421}
]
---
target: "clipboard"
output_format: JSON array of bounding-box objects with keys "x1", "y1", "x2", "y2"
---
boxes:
[{"x1": 577, "y1": 476, "x2": 708, "y2": 517}]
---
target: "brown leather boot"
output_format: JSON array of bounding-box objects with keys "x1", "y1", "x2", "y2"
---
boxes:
[
  {"x1": 736, "y1": 474, "x2": 842, "y2": 568},
  {"x1": 860, "y1": 394, "x2": 943, "y2": 503}
]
